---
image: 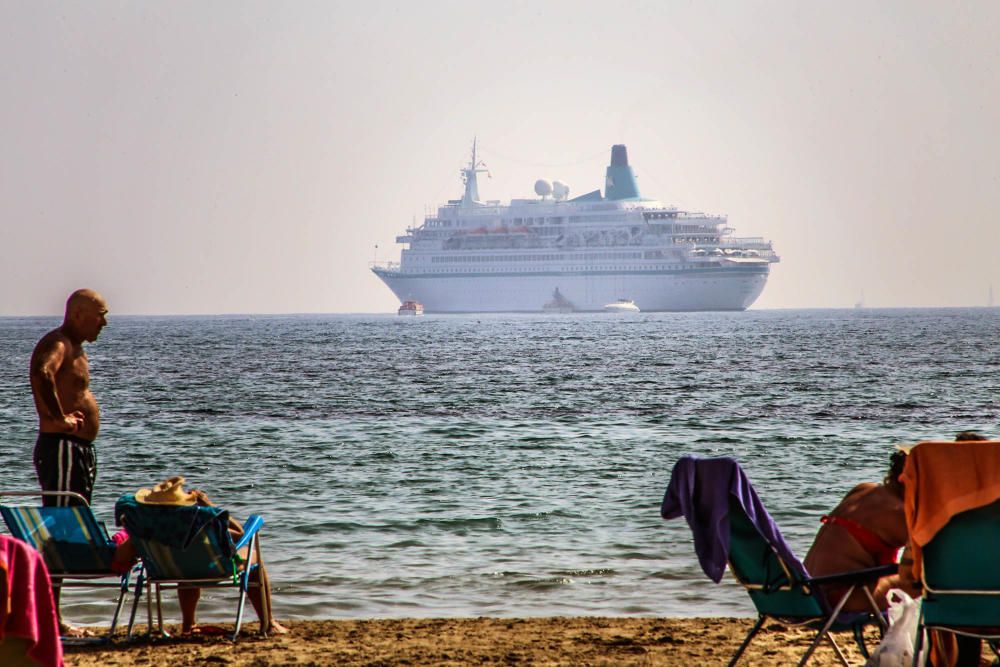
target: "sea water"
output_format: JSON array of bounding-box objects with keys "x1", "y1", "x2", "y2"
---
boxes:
[{"x1": 0, "y1": 309, "x2": 997, "y2": 624}]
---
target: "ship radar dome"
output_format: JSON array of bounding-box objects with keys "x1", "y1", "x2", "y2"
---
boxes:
[
  {"x1": 552, "y1": 180, "x2": 569, "y2": 201},
  {"x1": 534, "y1": 179, "x2": 553, "y2": 197}
]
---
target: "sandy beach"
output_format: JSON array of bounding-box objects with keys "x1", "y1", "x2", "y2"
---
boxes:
[{"x1": 64, "y1": 617, "x2": 877, "y2": 666}]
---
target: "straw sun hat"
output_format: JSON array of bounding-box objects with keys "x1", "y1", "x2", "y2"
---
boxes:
[{"x1": 135, "y1": 476, "x2": 197, "y2": 506}]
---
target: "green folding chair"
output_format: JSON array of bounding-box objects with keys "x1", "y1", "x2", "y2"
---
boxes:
[
  {"x1": 727, "y1": 496, "x2": 896, "y2": 666},
  {"x1": 662, "y1": 456, "x2": 896, "y2": 666},
  {"x1": 914, "y1": 498, "x2": 1000, "y2": 661}
]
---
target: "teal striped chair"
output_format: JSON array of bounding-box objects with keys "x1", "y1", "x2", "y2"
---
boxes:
[
  {"x1": 0, "y1": 490, "x2": 133, "y2": 640},
  {"x1": 115, "y1": 494, "x2": 265, "y2": 641}
]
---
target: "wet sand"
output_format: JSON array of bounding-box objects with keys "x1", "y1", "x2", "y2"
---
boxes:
[{"x1": 64, "y1": 616, "x2": 878, "y2": 665}]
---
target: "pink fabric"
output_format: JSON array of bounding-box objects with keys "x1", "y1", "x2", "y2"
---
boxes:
[
  {"x1": 0, "y1": 535, "x2": 63, "y2": 667},
  {"x1": 109, "y1": 528, "x2": 134, "y2": 575}
]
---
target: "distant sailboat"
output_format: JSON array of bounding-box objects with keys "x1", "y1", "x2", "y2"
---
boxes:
[
  {"x1": 854, "y1": 290, "x2": 865, "y2": 309},
  {"x1": 990, "y1": 284, "x2": 995, "y2": 308}
]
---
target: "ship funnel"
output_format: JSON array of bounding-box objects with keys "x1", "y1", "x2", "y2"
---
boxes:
[
  {"x1": 611, "y1": 145, "x2": 629, "y2": 167},
  {"x1": 604, "y1": 144, "x2": 641, "y2": 200}
]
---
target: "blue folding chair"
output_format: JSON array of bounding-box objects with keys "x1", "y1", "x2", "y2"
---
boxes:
[
  {"x1": 115, "y1": 494, "x2": 266, "y2": 641},
  {"x1": 0, "y1": 490, "x2": 134, "y2": 640}
]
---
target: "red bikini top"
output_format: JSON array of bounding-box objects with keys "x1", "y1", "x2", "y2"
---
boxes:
[{"x1": 820, "y1": 514, "x2": 899, "y2": 565}]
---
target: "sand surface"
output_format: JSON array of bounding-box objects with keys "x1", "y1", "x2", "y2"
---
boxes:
[{"x1": 64, "y1": 617, "x2": 880, "y2": 665}]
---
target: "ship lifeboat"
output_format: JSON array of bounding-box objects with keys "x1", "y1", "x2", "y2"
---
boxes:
[{"x1": 397, "y1": 301, "x2": 424, "y2": 316}]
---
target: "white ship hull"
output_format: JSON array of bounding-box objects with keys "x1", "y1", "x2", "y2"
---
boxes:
[{"x1": 374, "y1": 265, "x2": 768, "y2": 313}]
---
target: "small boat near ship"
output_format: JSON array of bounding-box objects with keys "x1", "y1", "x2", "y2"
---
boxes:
[
  {"x1": 543, "y1": 288, "x2": 575, "y2": 313},
  {"x1": 397, "y1": 300, "x2": 424, "y2": 316},
  {"x1": 604, "y1": 299, "x2": 640, "y2": 313}
]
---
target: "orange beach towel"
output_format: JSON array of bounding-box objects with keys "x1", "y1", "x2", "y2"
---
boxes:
[{"x1": 900, "y1": 440, "x2": 1000, "y2": 581}]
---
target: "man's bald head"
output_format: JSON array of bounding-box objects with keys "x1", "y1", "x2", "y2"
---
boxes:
[
  {"x1": 66, "y1": 289, "x2": 107, "y2": 316},
  {"x1": 63, "y1": 289, "x2": 109, "y2": 342}
]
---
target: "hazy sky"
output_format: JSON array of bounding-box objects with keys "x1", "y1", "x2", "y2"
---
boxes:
[{"x1": 2, "y1": 1, "x2": 998, "y2": 315}]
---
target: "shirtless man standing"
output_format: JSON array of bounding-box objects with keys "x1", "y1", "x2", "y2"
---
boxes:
[{"x1": 30, "y1": 289, "x2": 108, "y2": 508}]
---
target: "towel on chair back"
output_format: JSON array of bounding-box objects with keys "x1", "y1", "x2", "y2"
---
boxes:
[
  {"x1": 901, "y1": 440, "x2": 1000, "y2": 582},
  {"x1": 115, "y1": 494, "x2": 233, "y2": 558},
  {"x1": 661, "y1": 455, "x2": 805, "y2": 583}
]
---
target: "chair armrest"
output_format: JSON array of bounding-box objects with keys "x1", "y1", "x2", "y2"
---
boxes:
[
  {"x1": 807, "y1": 563, "x2": 898, "y2": 586},
  {"x1": 234, "y1": 514, "x2": 265, "y2": 551}
]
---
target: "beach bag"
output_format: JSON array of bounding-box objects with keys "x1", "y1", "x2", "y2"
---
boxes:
[{"x1": 866, "y1": 588, "x2": 922, "y2": 667}]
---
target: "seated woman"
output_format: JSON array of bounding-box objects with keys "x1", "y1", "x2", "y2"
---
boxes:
[
  {"x1": 803, "y1": 450, "x2": 913, "y2": 612},
  {"x1": 114, "y1": 477, "x2": 288, "y2": 636}
]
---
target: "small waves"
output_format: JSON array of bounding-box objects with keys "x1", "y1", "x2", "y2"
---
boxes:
[{"x1": 412, "y1": 516, "x2": 504, "y2": 532}]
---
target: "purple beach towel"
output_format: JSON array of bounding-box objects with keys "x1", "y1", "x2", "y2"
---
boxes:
[{"x1": 660, "y1": 455, "x2": 807, "y2": 583}]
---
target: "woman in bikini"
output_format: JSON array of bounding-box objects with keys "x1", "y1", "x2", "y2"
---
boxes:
[{"x1": 803, "y1": 449, "x2": 914, "y2": 612}]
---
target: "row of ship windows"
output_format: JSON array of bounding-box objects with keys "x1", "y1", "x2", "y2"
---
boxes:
[
  {"x1": 413, "y1": 265, "x2": 693, "y2": 273},
  {"x1": 417, "y1": 229, "x2": 721, "y2": 245},
  {"x1": 427, "y1": 214, "x2": 647, "y2": 227},
  {"x1": 427, "y1": 252, "x2": 644, "y2": 263}
]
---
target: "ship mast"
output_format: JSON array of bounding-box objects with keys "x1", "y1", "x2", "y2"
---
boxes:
[{"x1": 460, "y1": 137, "x2": 489, "y2": 206}]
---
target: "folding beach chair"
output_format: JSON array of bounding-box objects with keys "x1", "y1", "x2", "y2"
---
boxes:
[
  {"x1": 661, "y1": 456, "x2": 897, "y2": 667},
  {"x1": 0, "y1": 490, "x2": 134, "y2": 641},
  {"x1": 901, "y1": 441, "x2": 1000, "y2": 663},
  {"x1": 913, "y1": 499, "x2": 1000, "y2": 661},
  {"x1": 115, "y1": 494, "x2": 266, "y2": 641}
]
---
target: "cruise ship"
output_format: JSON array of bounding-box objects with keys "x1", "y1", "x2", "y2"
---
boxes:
[{"x1": 372, "y1": 142, "x2": 778, "y2": 312}]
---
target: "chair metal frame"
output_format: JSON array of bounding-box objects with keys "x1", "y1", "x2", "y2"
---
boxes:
[
  {"x1": 124, "y1": 514, "x2": 265, "y2": 641},
  {"x1": 728, "y1": 559, "x2": 895, "y2": 666}
]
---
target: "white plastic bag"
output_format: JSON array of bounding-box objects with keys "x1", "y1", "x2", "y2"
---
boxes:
[{"x1": 866, "y1": 588, "x2": 921, "y2": 667}]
